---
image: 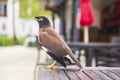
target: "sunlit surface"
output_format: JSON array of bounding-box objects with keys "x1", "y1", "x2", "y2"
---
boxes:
[{"x1": 0, "y1": 46, "x2": 37, "y2": 80}]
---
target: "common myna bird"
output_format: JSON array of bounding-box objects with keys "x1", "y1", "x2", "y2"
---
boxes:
[{"x1": 34, "y1": 16, "x2": 82, "y2": 69}]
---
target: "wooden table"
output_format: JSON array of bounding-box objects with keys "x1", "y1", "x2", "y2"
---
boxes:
[
  {"x1": 36, "y1": 65, "x2": 120, "y2": 80},
  {"x1": 67, "y1": 42, "x2": 120, "y2": 66}
]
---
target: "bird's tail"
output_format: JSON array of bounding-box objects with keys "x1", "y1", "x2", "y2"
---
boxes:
[{"x1": 67, "y1": 49, "x2": 83, "y2": 69}]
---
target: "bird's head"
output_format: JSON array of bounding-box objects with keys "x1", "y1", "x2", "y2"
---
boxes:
[{"x1": 33, "y1": 16, "x2": 50, "y2": 28}]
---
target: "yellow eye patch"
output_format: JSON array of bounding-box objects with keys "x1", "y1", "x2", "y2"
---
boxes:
[{"x1": 39, "y1": 18, "x2": 43, "y2": 21}]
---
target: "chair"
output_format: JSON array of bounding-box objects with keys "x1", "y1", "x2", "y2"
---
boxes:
[{"x1": 95, "y1": 36, "x2": 120, "y2": 67}]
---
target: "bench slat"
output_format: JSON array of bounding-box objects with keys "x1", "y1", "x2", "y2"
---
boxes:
[
  {"x1": 109, "y1": 70, "x2": 120, "y2": 77},
  {"x1": 37, "y1": 66, "x2": 55, "y2": 80},
  {"x1": 83, "y1": 69, "x2": 111, "y2": 80},
  {"x1": 53, "y1": 69, "x2": 69, "y2": 80},
  {"x1": 64, "y1": 70, "x2": 80, "y2": 80},
  {"x1": 75, "y1": 70, "x2": 91, "y2": 80},
  {"x1": 83, "y1": 69, "x2": 101, "y2": 80},
  {"x1": 100, "y1": 70, "x2": 120, "y2": 80},
  {"x1": 91, "y1": 70, "x2": 113, "y2": 80}
]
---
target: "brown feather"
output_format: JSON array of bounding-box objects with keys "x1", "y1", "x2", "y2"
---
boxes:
[
  {"x1": 39, "y1": 27, "x2": 68, "y2": 57},
  {"x1": 39, "y1": 26, "x2": 82, "y2": 69}
]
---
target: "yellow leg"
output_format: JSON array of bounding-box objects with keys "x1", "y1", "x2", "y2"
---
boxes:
[{"x1": 43, "y1": 60, "x2": 57, "y2": 69}]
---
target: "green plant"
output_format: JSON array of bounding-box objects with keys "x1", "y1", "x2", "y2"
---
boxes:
[
  {"x1": 0, "y1": 36, "x2": 14, "y2": 46},
  {"x1": 19, "y1": 0, "x2": 51, "y2": 19},
  {"x1": 0, "y1": 36, "x2": 25, "y2": 46},
  {"x1": 18, "y1": 38, "x2": 25, "y2": 45}
]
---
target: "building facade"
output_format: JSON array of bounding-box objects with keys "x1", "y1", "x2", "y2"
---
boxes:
[{"x1": 0, "y1": 0, "x2": 39, "y2": 38}]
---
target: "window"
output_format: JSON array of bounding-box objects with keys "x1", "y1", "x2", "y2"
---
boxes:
[{"x1": 0, "y1": 0, "x2": 7, "y2": 16}]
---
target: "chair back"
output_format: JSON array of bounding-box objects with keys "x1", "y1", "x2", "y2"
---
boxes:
[{"x1": 111, "y1": 36, "x2": 120, "y2": 43}]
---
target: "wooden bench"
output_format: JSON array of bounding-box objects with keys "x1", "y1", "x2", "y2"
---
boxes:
[{"x1": 36, "y1": 65, "x2": 120, "y2": 80}]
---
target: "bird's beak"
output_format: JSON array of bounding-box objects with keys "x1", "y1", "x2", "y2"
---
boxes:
[{"x1": 32, "y1": 17, "x2": 37, "y2": 20}]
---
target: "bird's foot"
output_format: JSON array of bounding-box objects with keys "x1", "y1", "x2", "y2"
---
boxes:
[
  {"x1": 43, "y1": 60, "x2": 57, "y2": 69},
  {"x1": 43, "y1": 65, "x2": 58, "y2": 69}
]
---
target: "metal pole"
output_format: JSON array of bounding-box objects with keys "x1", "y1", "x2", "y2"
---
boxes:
[
  {"x1": 71, "y1": 0, "x2": 80, "y2": 42},
  {"x1": 12, "y1": 0, "x2": 18, "y2": 44}
]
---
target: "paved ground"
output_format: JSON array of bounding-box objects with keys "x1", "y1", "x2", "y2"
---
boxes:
[
  {"x1": 0, "y1": 46, "x2": 37, "y2": 80},
  {"x1": 0, "y1": 46, "x2": 93, "y2": 80}
]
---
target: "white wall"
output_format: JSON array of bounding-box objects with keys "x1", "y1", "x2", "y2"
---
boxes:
[{"x1": 7, "y1": 0, "x2": 14, "y2": 37}]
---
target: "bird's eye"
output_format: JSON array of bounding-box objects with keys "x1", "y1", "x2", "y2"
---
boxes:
[{"x1": 39, "y1": 18, "x2": 43, "y2": 21}]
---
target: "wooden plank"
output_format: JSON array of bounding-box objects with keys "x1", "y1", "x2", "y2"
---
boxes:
[
  {"x1": 75, "y1": 70, "x2": 91, "y2": 80},
  {"x1": 83, "y1": 69, "x2": 113, "y2": 80},
  {"x1": 109, "y1": 70, "x2": 120, "y2": 77},
  {"x1": 84, "y1": 67, "x2": 120, "y2": 80},
  {"x1": 84, "y1": 67, "x2": 120, "y2": 70},
  {"x1": 101, "y1": 70, "x2": 120, "y2": 80},
  {"x1": 64, "y1": 69, "x2": 80, "y2": 80},
  {"x1": 37, "y1": 66, "x2": 120, "y2": 80},
  {"x1": 83, "y1": 69, "x2": 102, "y2": 80},
  {"x1": 52, "y1": 69, "x2": 69, "y2": 80},
  {"x1": 100, "y1": 70, "x2": 120, "y2": 80},
  {"x1": 37, "y1": 66, "x2": 69, "y2": 80},
  {"x1": 90, "y1": 70, "x2": 112, "y2": 80},
  {"x1": 37, "y1": 66, "x2": 55, "y2": 80}
]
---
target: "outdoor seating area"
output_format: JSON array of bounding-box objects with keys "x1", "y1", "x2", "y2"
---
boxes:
[{"x1": 0, "y1": 0, "x2": 120, "y2": 80}]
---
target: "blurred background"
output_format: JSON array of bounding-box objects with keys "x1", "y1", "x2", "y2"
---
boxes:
[{"x1": 0, "y1": 0, "x2": 120, "y2": 80}]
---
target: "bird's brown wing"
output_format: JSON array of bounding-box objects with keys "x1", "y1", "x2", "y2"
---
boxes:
[
  {"x1": 39, "y1": 28, "x2": 68, "y2": 57},
  {"x1": 39, "y1": 27, "x2": 83, "y2": 69}
]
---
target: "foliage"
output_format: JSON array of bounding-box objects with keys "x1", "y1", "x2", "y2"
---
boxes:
[
  {"x1": 19, "y1": 0, "x2": 51, "y2": 19},
  {"x1": 0, "y1": 36, "x2": 25, "y2": 46},
  {"x1": 18, "y1": 38, "x2": 25, "y2": 45},
  {"x1": 0, "y1": 36, "x2": 14, "y2": 46}
]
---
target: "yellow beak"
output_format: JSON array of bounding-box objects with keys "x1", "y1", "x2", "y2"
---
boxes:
[{"x1": 32, "y1": 17, "x2": 37, "y2": 20}]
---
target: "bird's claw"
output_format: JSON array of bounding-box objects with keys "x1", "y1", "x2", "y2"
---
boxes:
[{"x1": 43, "y1": 65, "x2": 58, "y2": 69}]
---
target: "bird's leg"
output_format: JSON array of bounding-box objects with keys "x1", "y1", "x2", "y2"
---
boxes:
[{"x1": 43, "y1": 60, "x2": 57, "y2": 69}]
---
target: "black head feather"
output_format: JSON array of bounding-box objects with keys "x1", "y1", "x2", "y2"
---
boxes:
[{"x1": 34, "y1": 16, "x2": 50, "y2": 28}]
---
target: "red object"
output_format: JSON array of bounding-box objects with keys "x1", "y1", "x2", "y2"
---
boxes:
[
  {"x1": 2, "y1": 24, "x2": 6, "y2": 31},
  {"x1": 80, "y1": 0, "x2": 96, "y2": 27}
]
